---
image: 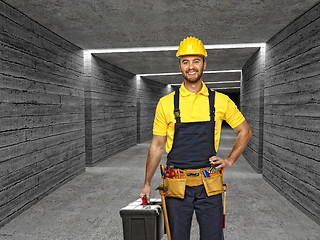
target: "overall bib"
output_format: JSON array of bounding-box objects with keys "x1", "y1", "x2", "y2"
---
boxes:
[{"x1": 165, "y1": 87, "x2": 223, "y2": 240}]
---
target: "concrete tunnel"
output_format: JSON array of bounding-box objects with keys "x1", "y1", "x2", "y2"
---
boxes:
[{"x1": 0, "y1": 0, "x2": 319, "y2": 239}]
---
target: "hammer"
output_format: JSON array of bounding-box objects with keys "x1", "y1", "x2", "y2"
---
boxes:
[{"x1": 156, "y1": 184, "x2": 171, "y2": 240}]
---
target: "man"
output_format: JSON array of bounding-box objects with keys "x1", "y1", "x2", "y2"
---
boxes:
[{"x1": 139, "y1": 36, "x2": 252, "y2": 240}]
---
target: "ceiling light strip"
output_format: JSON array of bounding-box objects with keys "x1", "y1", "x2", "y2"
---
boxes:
[
  {"x1": 138, "y1": 72, "x2": 181, "y2": 77},
  {"x1": 205, "y1": 43, "x2": 265, "y2": 49},
  {"x1": 204, "y1": 70, "x2": 241, "y2": 74},
  {"x1": 205, "y1": 81, "x2": 240, "y2": 84},
  {"x1": 138, "y1": 69, "x2": 241, "y2": 77},
  {"x1": 84, "y1": 46, "x2": 177, "y2": 54},
  {"x1": 170, "y1": 83, "x2": 240, "y2": 87},
  {"x1": 84, "y1": 43, "x2": 265, "y2": 54},
  {"x1": 210, "y1": 87, "x2": 241, "y2": 90}
]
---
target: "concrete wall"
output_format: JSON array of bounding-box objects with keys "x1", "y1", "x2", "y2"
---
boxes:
[
  {"x1": 137, "y1": 77, "x2": 171, "y2": 143},
  {"x1": 0, "y1": 1, "x2": 85, "y2": 227},
  {"x1": 264, "y1": 3, "x2": 320, "y2": 224},
  {"x1": 241, "y1": 3, "x2": 320, "y2": 224},
  {"x1": 84, "y1": 55, "x2": 137, "y2": 166},
  {"x1": 0, "y1": 0, "x2": 170, "y2": 226},
  {"x1": 241, "y1": 49, "x2": 265, "y2": 173},
  {"x1": 84, "y1": 55, "x2": 170, "y2": 166}
]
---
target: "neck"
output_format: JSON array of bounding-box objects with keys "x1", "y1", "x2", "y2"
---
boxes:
[{"x1": 184, "y1": 80, "x2": 203, "y2": 93}]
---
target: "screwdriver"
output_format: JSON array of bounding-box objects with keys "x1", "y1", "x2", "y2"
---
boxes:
[{"x1": 160, "y1": 164, "x2": 166, "y2": 179}]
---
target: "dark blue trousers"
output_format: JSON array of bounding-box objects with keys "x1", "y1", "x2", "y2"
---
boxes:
[{"x1": 166, "y1": 185, "x2": 223, "y2": 240}]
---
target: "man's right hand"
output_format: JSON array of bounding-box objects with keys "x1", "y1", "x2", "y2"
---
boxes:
[{"x1": 139, "y1": 185, "x2": 151, "y2": 203}]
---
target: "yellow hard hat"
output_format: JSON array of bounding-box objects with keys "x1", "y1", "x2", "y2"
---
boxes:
[{"x1": 176, "y1": 36, "x2": 207, "y2": 57}]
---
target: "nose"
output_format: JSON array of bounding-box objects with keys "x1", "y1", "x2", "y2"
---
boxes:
[{"x1": 188, "y1": 62, "x2": 195, "y2": 70}]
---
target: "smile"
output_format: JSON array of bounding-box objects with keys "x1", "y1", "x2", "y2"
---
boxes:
[{"x1": 188, "y1": 71, "x2": 197, "y2": 75}]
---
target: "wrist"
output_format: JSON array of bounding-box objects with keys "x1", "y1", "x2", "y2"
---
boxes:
[
  {"x1": 144, "y1": 181, "x2": 151, "y2": 187},
  {"x1": 225, "y1": 157, "x2": 234, "y2": 167}
]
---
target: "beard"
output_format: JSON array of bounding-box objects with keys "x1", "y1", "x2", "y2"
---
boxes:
[{"x1": 182, "y1": 66, "x2": 204, "y2": 84}]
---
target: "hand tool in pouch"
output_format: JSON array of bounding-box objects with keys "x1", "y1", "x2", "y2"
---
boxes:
[
  {"x1": 202, "y1": 169, "x2": 210, "y2": 178},
  {"x1": 165, "y1": 169, "x2": 176, "y2": 179},
  {"x1": 160, "y1": 164, "x2": 166, "y2": 179},
  {"x1": 223, "y1": 184, "x2": 227, "y2": 229},
  {"x1": 177, "y1": 169, "x2": 181, "y2": 179}
]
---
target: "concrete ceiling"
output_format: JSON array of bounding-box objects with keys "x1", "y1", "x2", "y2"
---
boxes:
[{"x1": 4, "y1": 0, "x2": 319, "y2": 93}]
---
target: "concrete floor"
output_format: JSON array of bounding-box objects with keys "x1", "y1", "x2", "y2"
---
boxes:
[{"x1": 0, "y1": 126, "x2": 319, "y2": 240}]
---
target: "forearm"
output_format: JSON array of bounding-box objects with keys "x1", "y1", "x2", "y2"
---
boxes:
[
  {"x1": 226, "y1": 127, "x2": 251, "y2": 165},
  {"x1": 210, "y1": 120, "x2": 251, "y2": 168},
  {"x1": 143, "y1": 136, "x2": 166, "y2": 187}
]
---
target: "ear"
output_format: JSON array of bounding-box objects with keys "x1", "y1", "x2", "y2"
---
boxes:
[
  {"x1": 178, "y1": 61, "x2": 182, "y2": 71},
  {"x1": 203, "y1": 59, "x2": 207, "y2": 70}
]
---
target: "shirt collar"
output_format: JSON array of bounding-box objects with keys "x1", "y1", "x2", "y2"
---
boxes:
[{"x1": 179, "y1": 81, "x2": 209, "y2": 97}]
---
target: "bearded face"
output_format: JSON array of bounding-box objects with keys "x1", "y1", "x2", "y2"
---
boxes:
[{"x1": 179, "y1": 55, "x2": 206, "y2": 84}]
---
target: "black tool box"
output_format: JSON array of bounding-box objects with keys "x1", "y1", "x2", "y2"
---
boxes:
[{"x1": 120, "y1": 198, "x2": 164, "y2": 240}]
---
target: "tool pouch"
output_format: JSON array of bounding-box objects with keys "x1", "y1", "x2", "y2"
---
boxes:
[
  {"x1": 163, "y1": 178, "x2": 187, "y2": 199},
  {"x1": 202, "y1": 173, "x2": 223, "y2": 196}
]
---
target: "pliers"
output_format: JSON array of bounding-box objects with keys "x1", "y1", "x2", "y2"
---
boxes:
[
  {"x1": 165, "y1": 169, "x2": 176, "y2": 179},
  {"x1": 209, "y1": 162, "x2": 221, "y2": 174}
]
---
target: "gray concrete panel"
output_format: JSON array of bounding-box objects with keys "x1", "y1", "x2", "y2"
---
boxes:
[
  {"x1": 3, "y1": 0, "x2": 318, "y2": 48},
  {"x1": 93, "y1": 48, "x2": 259, "y2": 75},
  {"x1": 241, "y1": 3, "x2": 320, "y2": 224},
  {"x1": 3, "y1": 0, "x2": 319, "y2": 89}
]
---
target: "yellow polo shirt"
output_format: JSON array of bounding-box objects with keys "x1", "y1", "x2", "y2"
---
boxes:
[{"x1": 153, "y1": 82, "x2": 245, "y2": 153}]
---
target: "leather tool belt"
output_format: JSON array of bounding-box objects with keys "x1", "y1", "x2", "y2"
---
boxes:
[{"x1": 163, "y1": 167, "x2": 223, "y2": 199}]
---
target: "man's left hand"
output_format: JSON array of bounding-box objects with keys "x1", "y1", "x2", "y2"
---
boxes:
[{"x1": 209, "y1": 156, "x2": 233, "y2": 169}]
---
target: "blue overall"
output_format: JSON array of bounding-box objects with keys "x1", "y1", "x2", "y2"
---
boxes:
[{"x1": 166, "y1": 87, "x2": 223, "y2": 240}]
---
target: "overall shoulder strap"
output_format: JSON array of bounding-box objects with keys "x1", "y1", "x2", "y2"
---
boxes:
[
  {"x1": 208, "y1": 88, "x2": 215, "y2": 122},
  {"x1": 173, "y1": 89, "x2": 181, "y2": 123}
]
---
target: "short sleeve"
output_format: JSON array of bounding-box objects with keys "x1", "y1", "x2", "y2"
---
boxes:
[
  {"x1": 224, "y1": 97, "x2": 245, "y2": 128},
  {"x1": 153, "y1": 99, "x2": 168, "y2": 136}
]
